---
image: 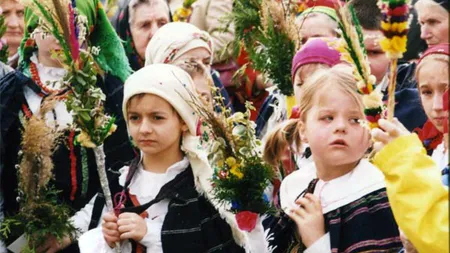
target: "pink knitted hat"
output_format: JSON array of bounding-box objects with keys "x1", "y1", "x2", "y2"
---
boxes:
[{"x1": 291, "y1": 38, "x2": 341, "y2": 81}]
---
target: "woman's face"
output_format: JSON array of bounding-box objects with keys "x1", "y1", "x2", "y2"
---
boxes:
[
  {"x1": 1, "y1": 0, "x2": 25, "y2": 56},
  {"x1": 174, "y1": 47, "x2": 213, "y2": 107},
  {"x1": 417, "y1": 60, "x2": 449, "y2": 132},
  {"x1": 130, "y1": 2, "x2": 169, "y2": 59},
  {"x1": 418, "y1": 5, "x2": 449, "y2": 45}
]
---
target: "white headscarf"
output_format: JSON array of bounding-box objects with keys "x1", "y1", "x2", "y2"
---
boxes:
[{"x1": 144, "y1": 22, "x2": 213, "y2": 66}]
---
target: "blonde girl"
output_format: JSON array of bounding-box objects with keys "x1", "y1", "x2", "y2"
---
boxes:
[{"x1": 268, "y1": 65, "x2": 402, "y2": 252}]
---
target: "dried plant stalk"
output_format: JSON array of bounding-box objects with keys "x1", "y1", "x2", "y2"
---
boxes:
[{"x1": 18, "y1": 97, "x2": 61, "y2": 202}]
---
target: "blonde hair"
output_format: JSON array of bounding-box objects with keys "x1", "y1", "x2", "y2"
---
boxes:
[
  {"x1": 263, "y1": 64, "x2": 363, "y2": 166},
  {"x1": 415, "y1": 54, "x2": 449, "y2": 84},
  {"x1": 298, "y1": 65, "x2": 364, "y2": 122},
  {"x1": 415, "y1": 0, "x2": 448, "y2": 16}
]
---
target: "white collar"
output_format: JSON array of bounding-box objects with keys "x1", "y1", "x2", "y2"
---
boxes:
[
  {"x1": 119, "y1": 156, "x2": 190, "y2": 198},
  {"x1": 432, "y1": 142, "x2": 449, "y2": 170},
  {"x1": 30, "y1": 52, "x2": 67, "y2": 80},
  {"x1": 281, "y1": 159, "x2": 385, "y2": 214}
]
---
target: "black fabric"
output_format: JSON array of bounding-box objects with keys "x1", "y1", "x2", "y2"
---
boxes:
[
  {"x1": 255, "y1": 92, "x2": 278, "y2": 138},
  {"x1": 325, "y1": 189, "x2": 402, "y2": 252},
  {"x1": 0, "y1": 71, "x2": 135, "y2": 216},
  {"x1": 92, "y1": 158, "x2": 245, "y2": 253},
  {"x1": 266, "y1": 188, "x2": 402, "y2": 253}
]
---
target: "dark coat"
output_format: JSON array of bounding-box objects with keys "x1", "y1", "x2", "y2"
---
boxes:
[{"x1": 0, "y1": 71, "x2": 135, "y2": 216}]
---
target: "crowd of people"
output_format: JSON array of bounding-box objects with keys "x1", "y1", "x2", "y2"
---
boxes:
[{"x1": 0, "y1": 0, "x2": 448, "y2": 252}]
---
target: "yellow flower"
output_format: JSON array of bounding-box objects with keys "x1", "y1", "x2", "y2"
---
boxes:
[
  {"x1": 230, "y1": 165, "x2": 244, "y2": 179},
  {"x1": 380, "y1": 36, "x2": 407, "y2": 59},
  {"x1": 217, "y1": 159, "x2": 224, "y2": 168},
  {"x1": 108, "y1": 124, "x2": 117, "y2": 135},
  {"x1": 391, "y1": 35, "x2": 407, "y2": 54},
  {"x1": 77, "y1": 131, "x2": 97, "y2": 148},
  {"x1": 226, "y1": 157, "x2": 237, "y2": 167},
  {"x1": 381, "y1": 21, "x2": 408, "y2": 33}
]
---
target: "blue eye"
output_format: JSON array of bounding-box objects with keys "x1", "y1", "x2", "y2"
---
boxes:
[{"x1": 321, "y1": 116, "x2": 333, "y2": 121}]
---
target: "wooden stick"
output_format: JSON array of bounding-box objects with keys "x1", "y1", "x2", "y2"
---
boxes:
[{"x1": 387, "y1": 59, "x2": 398, "y2": 121}]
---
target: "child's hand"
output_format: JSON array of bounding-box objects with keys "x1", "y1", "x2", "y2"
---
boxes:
[
  {"x1": 371, "y1": 118, "x2": 410, "y2": 151},
  {"x1": 287, "y1": 193, "x2": 325, "y2": 248},
  {"x1": 117, "y1": 212, "x2": 147, "y2": 242},
  {"x1": 102, "y1": 212, "x2": 120, "y2": 248}
]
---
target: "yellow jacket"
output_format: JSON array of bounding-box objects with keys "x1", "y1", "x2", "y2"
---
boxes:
[{"x1": 373, "y1": 133, "x2": 449, "y2": 253}]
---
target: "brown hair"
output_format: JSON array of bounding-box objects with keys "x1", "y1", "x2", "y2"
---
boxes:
[{"x1": 263, "y1": 64, "x2": 363, "y2": 166}]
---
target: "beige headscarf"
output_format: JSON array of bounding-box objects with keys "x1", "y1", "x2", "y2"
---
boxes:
[{"x1": 144, "y1": 22, "x2": 213, "y2": 65}]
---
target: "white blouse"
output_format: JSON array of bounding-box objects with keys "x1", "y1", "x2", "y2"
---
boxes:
[
  {"x1": 23, "y1": 53, "x2": 72, "y2": 130},
  {"x1": 75, "y1": 157, "x2": 189, "y2": 253}
]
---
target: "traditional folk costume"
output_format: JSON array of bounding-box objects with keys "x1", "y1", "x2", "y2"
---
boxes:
[
  {"x1": 413, "y1": 44, "x2": 450, "y2": 186},
  {"x1": 0, "y1": 0, "x2": 134, "y2": 235},
  {"x1": 74, "y1": 64, "x2": 267, "y2": 253},
  {"x1": 256, "y1": 37, "x2": 341, "y2": 139},
  {"x1": 271, "y1": 159, "x2": 402, "y2": 253}
]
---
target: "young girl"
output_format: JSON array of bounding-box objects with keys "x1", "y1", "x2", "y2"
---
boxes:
[
  {"x1": 72, "y1": 64, "x2": 267, "y2": 253},
  {"x1": 414, "y1": 43, "x2": 449, "y2": 185},
  {"x1": 270, "y1": 65, "x2": 402, "y2": 252},
  {"x1": 0, "y1": 1, "x2": 134, "y2": 249},
  {"x1": 262, "y1": 38, "x2": 341, "y2": 174}
]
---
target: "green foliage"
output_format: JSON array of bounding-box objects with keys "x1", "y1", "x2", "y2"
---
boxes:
[
  {"x1": 0, "y1": 9, "x2": 9, "y2": 63},
  {"x1": 212, "y1": 156, "x2": 274, "y2": 214},
  {"x1": 230, "y1": 0, "x2": 296, "y2": 96},
  {"x1": 0, "y1": 187, "x2": 77, "y2": 252}
]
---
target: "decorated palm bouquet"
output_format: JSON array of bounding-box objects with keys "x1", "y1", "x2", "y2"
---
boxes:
[
  {"x1": 1, "y1": 0, "x2": 118, "y2": 251},
  {"x1": 185, "y1": 87, "x2": 274, "y2": 232}
]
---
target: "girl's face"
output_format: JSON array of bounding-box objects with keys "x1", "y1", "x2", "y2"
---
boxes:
[
  {"x1": 417, "y1": 60, "x2": 449, "y2": 132},
  {"x1": 293, "y1": 67, "x2": 306, "y2": 104},
  {"x1": 127, "y1": 94, "x2": 188, "y2": 157},
  {"x1": 300, "y1": 86, "x2": 370, "y2": 168},
  {"x1": 130, "y1": 2, "x2": 169, "y2": 59},
  {"x1": 297, "y1": 14, "x2": 337, "y2": 44},
  {"x1": 293, "y1": 64, "x2": 328, "y2": 104},
  {"x1": 418, "y1": 6, "x2": 449, "y2": 45},
  {"x1": 34, "y1": 29, "x2": 62, "y2": 66}
]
